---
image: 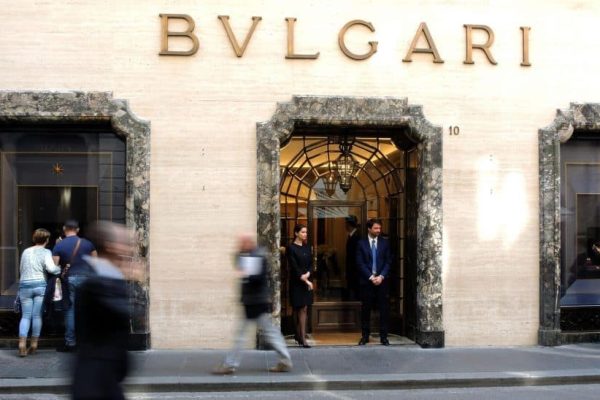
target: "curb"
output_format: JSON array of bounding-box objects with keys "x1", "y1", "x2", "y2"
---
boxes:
[{"x1": 2, "y1": 370, "x2": 600, "y2": 394}]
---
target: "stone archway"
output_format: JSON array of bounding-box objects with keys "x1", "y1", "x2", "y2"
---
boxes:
[
  {"x1": 0, "y1": 91, "x2": 151, "y2": 349},
  {"x1": 539, "y1": 103, "x2": 600, "y2": 346},
  {"x1": 257, "y1": 96, "x2": 444, "y2": 347}
]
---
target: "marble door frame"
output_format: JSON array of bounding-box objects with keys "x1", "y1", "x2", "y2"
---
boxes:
[{"x1": 257, "y1": 96, "x2": 444, "y2": 347}]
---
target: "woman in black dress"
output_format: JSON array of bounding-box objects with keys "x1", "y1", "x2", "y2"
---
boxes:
[{"x1": 287, "y1": 224, "x2": 313, "y2": 348}]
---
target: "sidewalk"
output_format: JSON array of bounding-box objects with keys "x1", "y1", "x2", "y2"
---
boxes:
[{"x1": 1, "y1": 343, "x2": 600, "y2": 394}]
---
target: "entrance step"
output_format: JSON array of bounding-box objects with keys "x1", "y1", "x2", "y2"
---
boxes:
[{"x1": 285, "y1": 332, "x2": 416, "y2": 346}]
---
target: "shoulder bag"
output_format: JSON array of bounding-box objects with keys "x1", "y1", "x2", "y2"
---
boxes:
[{"x1": 55, "y1": 238, "x2": 82, "y2": 302}]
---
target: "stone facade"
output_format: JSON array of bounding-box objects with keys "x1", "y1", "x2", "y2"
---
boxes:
[
  {"x1": 0, "y1": 91, "x2": 151, "y2": 349},
  {"x1": 257, "y1": 95, "x2": 444, "y2": 347},
  {"x1": 3, "y1": 0, "x2": 600, "y2": 348}
]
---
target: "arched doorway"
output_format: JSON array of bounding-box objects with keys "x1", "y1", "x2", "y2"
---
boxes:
[
  {"x1": 257, "y1": 96, "x2": 444, "y2": 348},
  {"x1": 279, "y1": 129, "x2": 418, "y2": 344}
]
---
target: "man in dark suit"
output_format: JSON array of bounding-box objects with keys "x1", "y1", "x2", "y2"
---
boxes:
[
  {"x1": 356, "y1": 218, "x2": 392, "y2": 346},
  {"x1": 344, "y1": 215, "x2": 361, "y2": 301}
]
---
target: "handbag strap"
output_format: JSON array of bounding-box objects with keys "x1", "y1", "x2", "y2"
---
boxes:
[
  {"x1": 62, "y1": 238, "x2": 82, "y2": 276},
  {"x1": 70, "y1": 239, "x2": 82, "y2": 264}
]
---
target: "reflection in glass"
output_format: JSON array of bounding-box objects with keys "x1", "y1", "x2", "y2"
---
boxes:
[
  {"x1": 560, "y1": 135, "x2": 600, "y2": 308},
  {"x1": 0, "y1": 123, "x2": 125, "y2": 299}
]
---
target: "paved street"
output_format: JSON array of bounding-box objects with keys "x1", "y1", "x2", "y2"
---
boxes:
[
  {"x1": 2, "y1": 344, "x2": 600, "y2": 396},
  {"x1": 3, "y1": 385, "x2": 600, "y2": 400}
]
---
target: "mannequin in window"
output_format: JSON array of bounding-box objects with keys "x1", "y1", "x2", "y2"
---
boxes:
[{"x1": 574, "y1": 238, "x2": 600, "y2": 281}]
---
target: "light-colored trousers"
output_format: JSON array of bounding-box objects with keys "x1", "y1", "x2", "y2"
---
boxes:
[{"x1": 224, "y1": 313, "x2": 291, "y2": 368}]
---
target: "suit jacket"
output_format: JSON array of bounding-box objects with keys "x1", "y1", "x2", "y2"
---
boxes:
[
  {"x1": 346, "y1": 231, "x2": 361, "y2": 271},
  {"x1": 356, "y1": 236, "x2": 392, "y2": 285},
  {"x1": 345, "y1": 231, "x2": 361, "y2": 286}
]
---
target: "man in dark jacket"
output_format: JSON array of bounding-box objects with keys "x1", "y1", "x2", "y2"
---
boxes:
[
  {"x1": 356, "y1": 218, "x2": 392, "y2": 346},
  {"x1": 52, "y1": 219, "x2": 97, "y2": 352},
  {"x1": 71, "y1": 221, "x2": 138, "y2": 400},
  {"x1": 213, "y1": 234, "x2": 292, "y2": 374}
]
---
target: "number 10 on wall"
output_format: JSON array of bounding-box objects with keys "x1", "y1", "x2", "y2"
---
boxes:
[{"x1": 448, "y1": 126, "x2": 460, "y2": 136}]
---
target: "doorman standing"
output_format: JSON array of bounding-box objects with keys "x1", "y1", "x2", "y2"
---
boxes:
[
  {"x1": 344, "y1": 215, "x2": 361, "y2": 301},
  {"x1": 356, "y1": 218, "x2": 392, "y2": 346}
]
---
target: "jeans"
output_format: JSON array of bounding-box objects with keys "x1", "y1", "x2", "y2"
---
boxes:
[
  {"x1": 65, "y1": 275, "x2": 88, "y2": 346},
  {"x1": 19, "y1": 280, "x2": 47, "y2": 338},
  {"x1": 224, "y1": 313, "x2": 291, "y2": 368}
]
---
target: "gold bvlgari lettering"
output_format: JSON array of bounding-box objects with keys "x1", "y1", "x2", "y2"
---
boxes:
[
  {"x1": 218, "y1": 15, "x2": 262, "y2": 58},
  {"x1": 463, "y1": 24, "x2": 497, "y2": 65},
  {"x1": 285, "y1": 17, "x2": 320, "y2": 60},
  {"x1": 338, "y1": 20, "x2": 378, "y2": 61},
  {"x1": 403, "y1": 22, "x2": 444, "y2": 63},
  {"x1": 520, "y1": 26, "x2": 531, "y2": 67},
  {"x1": 159, "y1": 14, "x2": 199, "y2": 56}
]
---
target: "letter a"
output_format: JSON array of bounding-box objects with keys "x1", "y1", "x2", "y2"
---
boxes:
[{"x1": 403, "y1": 23, "x2": 444, "y2": 63}]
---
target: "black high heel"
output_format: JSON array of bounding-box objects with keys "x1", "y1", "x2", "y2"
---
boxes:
[{"x1": 301, "y1": 341, "x2": 311, "y2": 348}]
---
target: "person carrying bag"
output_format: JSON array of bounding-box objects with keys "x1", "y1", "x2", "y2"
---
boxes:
[{"x1": 52, "y1": 220, "x2": 97, "y2": 352}]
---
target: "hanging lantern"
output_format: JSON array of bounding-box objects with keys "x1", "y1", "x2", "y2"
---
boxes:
[
  {"x1": 332, "y1": 137, "x2": 359, "y2": 193},
  {"x1": 333, "y1": 153, "x2": 359, "y2": 193},
  {"x1": 323, "y1": 171, "x2": 338, "y2": 196}
]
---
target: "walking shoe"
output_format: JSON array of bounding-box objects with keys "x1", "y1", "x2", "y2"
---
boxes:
[
  {"x1": 269, "y1": 361, "x2": 292, "y2": 373},
  {"x1": 28, "y1": 337, "x2": 39, "y2": 355},
  {"x1": 358, "y1": 336, "x2": 369, "y2": 345},
  {"x1": 18, "y1": 337, "x2": 27, "y2": 357},
  {"x1": 211, "y1": 364, "x2": 235, "y2": 375}
]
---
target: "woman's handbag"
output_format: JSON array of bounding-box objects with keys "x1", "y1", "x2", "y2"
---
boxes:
[
  {"x1": 53, "y1": 278, "x2": 63, "y2": 302},
  {"x1": 13, "y1": 292, "x2": 21, "y2": 314}
]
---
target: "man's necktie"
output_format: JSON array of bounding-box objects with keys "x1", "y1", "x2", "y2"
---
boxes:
[{"x1": 371, "y1": 239, "x2": 377, "y2": 275}]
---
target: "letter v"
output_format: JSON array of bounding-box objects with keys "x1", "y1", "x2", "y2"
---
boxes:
[{"x1": 218, "y1": 16, "x2": 262, "y2": 57}]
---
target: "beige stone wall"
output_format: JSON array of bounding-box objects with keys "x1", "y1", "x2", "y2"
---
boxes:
[{"x1": 1, "y1": 0, "x2": 600, "y2": 347}]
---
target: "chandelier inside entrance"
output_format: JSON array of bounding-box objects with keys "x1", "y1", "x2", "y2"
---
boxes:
[
  {"x1": 279, "y1": 133, "x2": 405, "y2": 204},
  {"x1": 331, "y1": 136, "x2": 360, "y2": 193}
]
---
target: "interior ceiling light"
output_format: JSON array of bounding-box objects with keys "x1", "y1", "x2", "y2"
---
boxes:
[{"x1": 332, "y1": 136, "x2": 359, "y2": 193}]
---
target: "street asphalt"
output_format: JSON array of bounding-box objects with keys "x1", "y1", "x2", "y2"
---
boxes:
[{"x1": 1, "y1": 343, "x2": 600, "y2": 394}]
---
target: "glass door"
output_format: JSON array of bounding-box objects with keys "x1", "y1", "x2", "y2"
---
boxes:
[
  {"x1": 308, "y1": 201, "x2": 366, "y2": 333},
  {"x1": 17, "y1": 186, "x2": 98, "y2": 258}
]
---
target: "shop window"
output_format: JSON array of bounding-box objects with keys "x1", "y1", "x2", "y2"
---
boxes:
[
  {"x1": 560, "y1": 131, "x2": 600, "y2": 325},
  {"x1": 0, "y1": 122, "x2": 125, "y2": 300}
]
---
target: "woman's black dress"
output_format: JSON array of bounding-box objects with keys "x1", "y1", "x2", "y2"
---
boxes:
[{"x1": 287, "y1": 243, "x2": 313, "y2": 308}]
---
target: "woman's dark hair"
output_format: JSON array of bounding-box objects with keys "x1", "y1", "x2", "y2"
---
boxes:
[
  {"x1": 32, "y1": 228, "x2": 50, "y2": 245},
  {"x1": 293, "y1": 224, "x2": 306, "y2": 235}
]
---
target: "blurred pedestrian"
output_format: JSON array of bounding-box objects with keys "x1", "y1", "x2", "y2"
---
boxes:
[
  {"x1": 71, "y1": 220, "x2": 138, "y2": 400},
  {"x1": 286, "y1": 224, "x2": 313, "y2": 348},
  {"x1": 52, "y1": 220, "x2": 97, "y2": 352},
  {"x1": 212, "y1": 233, "x2": 293, "y2": 374},
  {"x1": 17, "y1": 228, "x2": 61, "y2": 357}
]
